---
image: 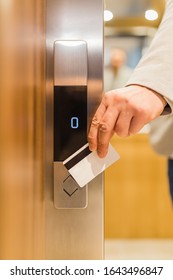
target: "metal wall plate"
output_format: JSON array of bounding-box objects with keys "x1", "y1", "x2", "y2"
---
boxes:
[{"x1": 46, "y1": 0, "x2": 104, "y2": 259}]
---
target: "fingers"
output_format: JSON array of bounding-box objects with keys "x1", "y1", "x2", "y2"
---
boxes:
[
  {"x1": 88, "y1": 107, "x2": 143, "y2": 158},
  {"x1": 88, "y1": 103, "x2": 119, "y2": 158},
  {"x1": 88, "y1": 93, "x2": 133, "y2": 158},
  {"x1": 88, "y1": 85, "x2": 164, "y2": 158},
  {"x1": 97, "y1": 107, "x2": 119, "y2": 157},
  {"x1": 88, "y1": 102, "x2": 106, "y2": 152},
  {"x1": 114, "y1": 110, "x2": 133, "y2": 137}
]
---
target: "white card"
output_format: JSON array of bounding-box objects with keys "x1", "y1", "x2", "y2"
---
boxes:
[{"x1": 63, "y1": 143, "x2": 120, "y2": 188}]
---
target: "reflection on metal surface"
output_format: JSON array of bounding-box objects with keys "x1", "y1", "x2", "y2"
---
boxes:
[
  {"x1": 54, "y1": 40, "x2": 87, "y2": 86},
  {"x1": 0, "y1": 0, "x2": 45, "y2": 259}
]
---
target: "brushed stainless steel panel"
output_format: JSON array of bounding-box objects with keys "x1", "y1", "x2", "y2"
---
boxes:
[
  {"x1": 53, "y1": 39, "x2": 88, "y2": 208},
  {"x1": 54, "y1": 40, "x2": 87, "y2": 86},
  {"x1": 46, "y1": 0, "x2": 103, "y2": 259},
  {"x1": 54, "y1": 162, "x2": 88, "y2": 209}
]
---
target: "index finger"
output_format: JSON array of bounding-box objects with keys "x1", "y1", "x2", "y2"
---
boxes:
[{"x1": 88, "y1": 102, "x2": 106, "y2": 151}]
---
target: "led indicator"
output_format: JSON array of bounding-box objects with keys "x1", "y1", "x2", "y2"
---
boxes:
[
  {"x1": 54, "y1": 85, "x2": 87, "y2": 161},
  {"x1": 71, "y1": 117, "x2": 79, "y2": 129}
]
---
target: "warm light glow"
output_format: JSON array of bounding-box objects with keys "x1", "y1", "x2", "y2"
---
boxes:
[
  {"x1": 145, "y1": 9, "x2": 158, "y2": 21},
  {"x1": 59, "y1": 41, "x2": 84, "y2": 47},
  {"x1": 104, "y1": 10, "x2": 113, "y2": 22}
]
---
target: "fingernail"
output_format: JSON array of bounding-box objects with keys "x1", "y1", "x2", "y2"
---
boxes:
[
  {"x1": 98, "y1": 148, "x2": 108, "y2": 158},
  {"x1": 97, "y1": 150, "x2": 105, "y2": 158},
  {"x1": 89, "y1": 144, "x2": 96, "y2": 152}
]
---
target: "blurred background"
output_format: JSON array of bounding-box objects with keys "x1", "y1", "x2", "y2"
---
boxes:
[
  {"x1": 104, "y1": 0, "x2": 173, "y2": 259},
  {"x1": 0, "y1": 0, "x2": 173, "y2": 260}
]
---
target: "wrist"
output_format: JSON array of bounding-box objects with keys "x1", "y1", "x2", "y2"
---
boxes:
[{"x1": 128, "y1": 84, "x2": 167, "y2": 111}]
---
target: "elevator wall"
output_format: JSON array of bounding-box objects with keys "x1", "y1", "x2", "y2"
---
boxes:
[{"x1": 0, "y1": 0, "x2": 46, "y2": 259}]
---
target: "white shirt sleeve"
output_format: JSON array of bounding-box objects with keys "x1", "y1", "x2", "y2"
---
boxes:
[{"x1": 126, "y1": 0, "x2": 173, "y2": 113}]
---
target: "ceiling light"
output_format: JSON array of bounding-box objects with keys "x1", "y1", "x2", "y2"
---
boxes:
[
  {"x1": 104, "y1": 10, "x2": 113, "y2": 22},
  {"x1": 145, "y1": 9, "x2": 158, "y2": 21}
]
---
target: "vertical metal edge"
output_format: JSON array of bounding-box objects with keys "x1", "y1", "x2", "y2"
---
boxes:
[{"x1": 45, "y1": 0, "x2": 104, "y2": 260}]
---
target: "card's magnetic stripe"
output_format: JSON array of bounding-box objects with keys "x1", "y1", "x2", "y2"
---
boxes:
[{"x1": 64, "y1": 146, "x2": 92, "y2": 170}]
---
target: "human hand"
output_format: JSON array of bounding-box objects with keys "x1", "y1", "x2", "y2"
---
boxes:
[{"x1": 88, "y1": 85, "x2": 166, "y2": 158}]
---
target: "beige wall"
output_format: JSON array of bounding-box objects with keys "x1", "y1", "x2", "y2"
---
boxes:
[{"x1": 105, "y1": 134, "x2": 173, "y2": 239}]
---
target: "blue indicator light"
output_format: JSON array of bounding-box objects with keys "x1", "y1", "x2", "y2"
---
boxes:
[{"x1": 71, "y1": 117, "x2": 79, "y2": 129}]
